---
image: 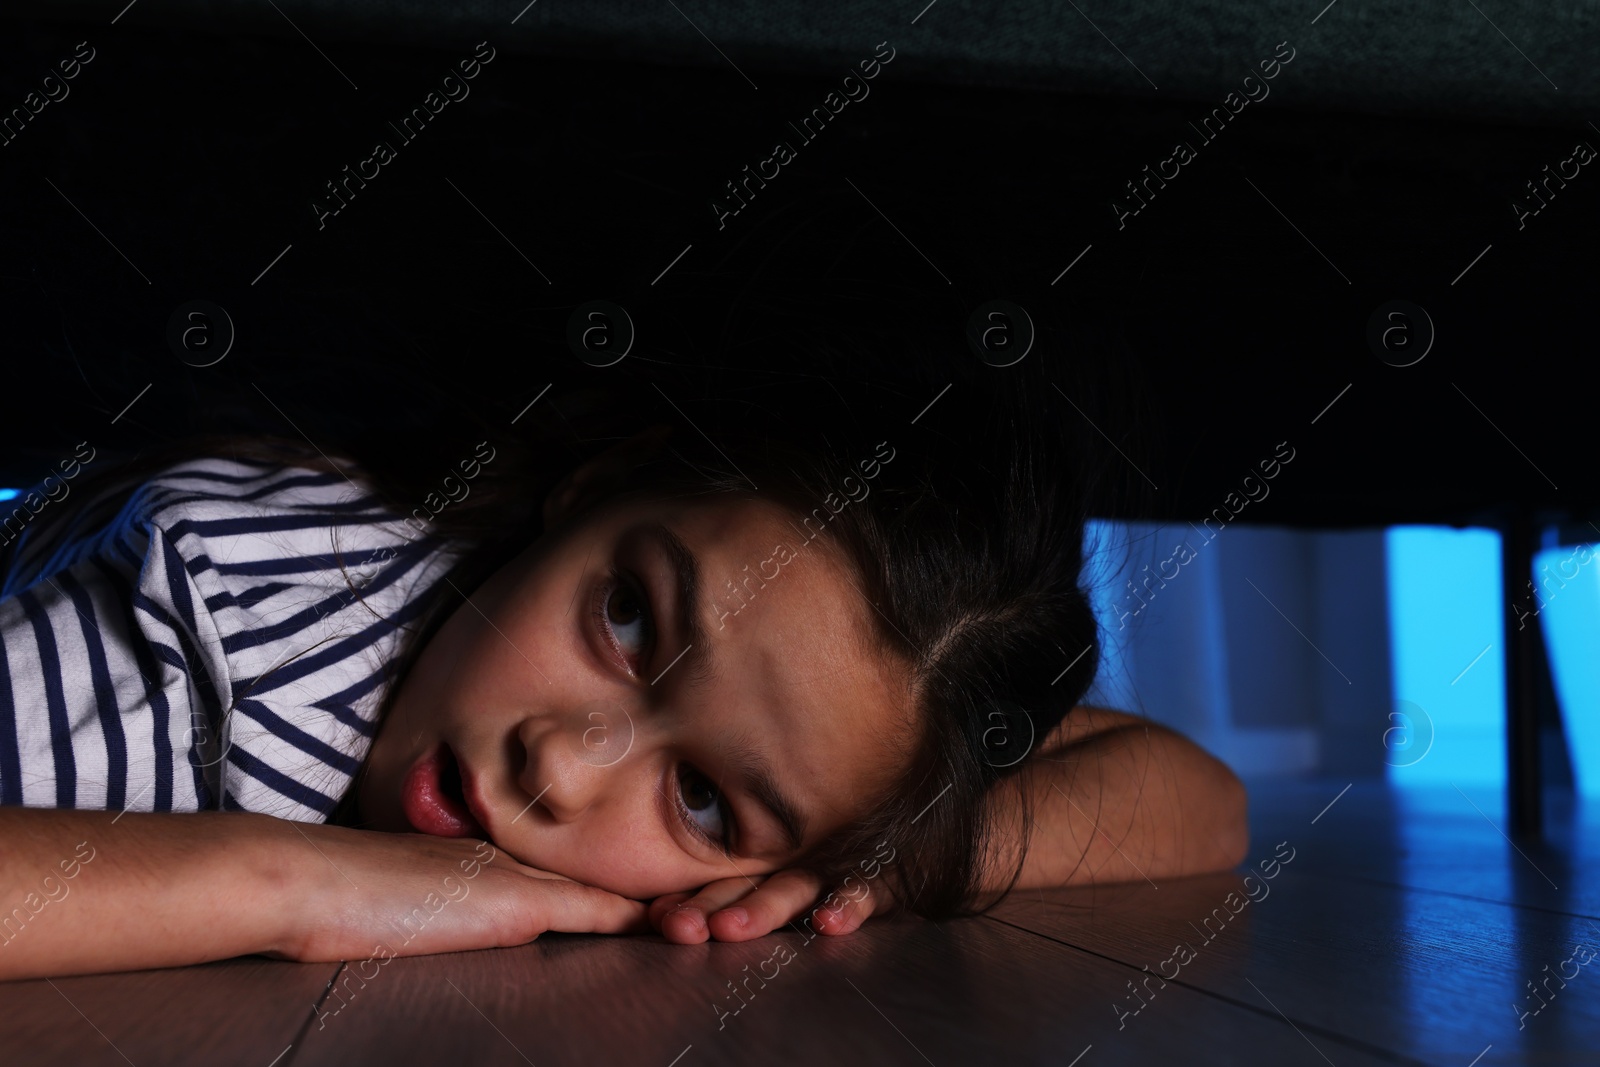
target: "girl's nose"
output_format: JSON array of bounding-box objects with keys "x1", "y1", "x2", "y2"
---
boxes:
[{"x1": 516, "y1": 702, "x2": 636, "y2": 821}]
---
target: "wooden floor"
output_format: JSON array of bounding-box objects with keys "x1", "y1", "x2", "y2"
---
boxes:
[{"x1": 4, "y1": 781, "x2": 1597, "y2": 1066}]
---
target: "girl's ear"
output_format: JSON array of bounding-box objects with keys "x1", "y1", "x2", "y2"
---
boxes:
[{"x1": 542, "y1": 423, "x2": 675, "y2": 530}]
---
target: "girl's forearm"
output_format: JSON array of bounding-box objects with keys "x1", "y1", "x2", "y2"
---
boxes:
[
  {"x1": 981, "y1": 716, "x2": 1249, "y2": 897},
  {"x1": 0, "y1": 808, "x2": 306, "y2": 981}
]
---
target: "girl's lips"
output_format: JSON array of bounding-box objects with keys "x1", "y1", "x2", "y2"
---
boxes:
[{"x1": 401, "y1": 743, "x2": 488, "y2": 838}]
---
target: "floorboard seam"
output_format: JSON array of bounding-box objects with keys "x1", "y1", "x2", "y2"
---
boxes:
[
  {"x1": 274, "y1": 961, "x2": 349, "y2": 1065},
  {"x1": 1278, "y1": 867, "x2": 1600, "y2": 923},
  {"x1": 979, "y1": 914, "x2": 1438, "y2": 1067}
]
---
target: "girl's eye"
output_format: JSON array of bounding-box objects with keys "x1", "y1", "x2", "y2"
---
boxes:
[
  {"x1": 597, "y1": 572, "x2": 653, "y2": 670},
  {"x1": 677, "y1": 765, "x2": 731, "y2": 852}
]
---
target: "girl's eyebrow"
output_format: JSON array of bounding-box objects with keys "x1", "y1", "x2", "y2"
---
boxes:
[
  {"x1": 721, "y1": 733, "x2": 808, "y2": 854},
  {"x1": 641, "y1": 522, "x2": 715, "y2": 688},
  {"x1": 641, "y1": 522, "x2": 807, "y2": 854}
]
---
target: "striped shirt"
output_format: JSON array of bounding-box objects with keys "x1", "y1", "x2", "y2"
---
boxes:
[{"x1": 0, "y1": 456, "x2": 464, "y2": 823}]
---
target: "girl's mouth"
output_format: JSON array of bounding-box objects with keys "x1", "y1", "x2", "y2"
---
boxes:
[{"x1": 401, "y1": 742, "x2": 488, "y2": 838}]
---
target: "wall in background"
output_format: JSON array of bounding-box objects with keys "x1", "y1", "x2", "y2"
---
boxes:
[
  {"x1": 1083, "y1": 519, "x2": 1392, "y2": 779},
  {"x1": 1536, "y1": 539, "x2": 1600, "y2": 796},
  {"x1": 1080, "y1": 519, "x2": 1599, "y2": 791},
  {"x1": 1385, "y1": 527, "x2": 1504, "y2": 786}
]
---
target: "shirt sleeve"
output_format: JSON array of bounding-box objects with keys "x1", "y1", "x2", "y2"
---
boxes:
[{"x1": 0, "y1": 457, "x2": 463, "y2": 821}]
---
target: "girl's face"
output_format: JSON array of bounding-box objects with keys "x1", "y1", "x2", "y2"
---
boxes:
[{"x1": 356, "y1": 484, "x2": 911, "y2": 900}]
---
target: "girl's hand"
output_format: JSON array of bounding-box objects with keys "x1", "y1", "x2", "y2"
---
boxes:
[
  {"x1": 0, "y1": 808, "x2": 651, "y2": 981},
  {"x1": 286, "y1": 823, "x2": 651, "y2": 962},
  {"x1": 646, "y1": 866, "x2": 891, "y2": 944}
]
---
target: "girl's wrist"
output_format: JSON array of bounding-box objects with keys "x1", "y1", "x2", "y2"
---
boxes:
[{"x1": 239, "y1": 813, "x2": 341, "y2": 961}]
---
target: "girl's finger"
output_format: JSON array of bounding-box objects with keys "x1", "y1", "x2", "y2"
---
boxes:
[
  {"x1": 705, "y1": 867, "x2": 823, "y2": 942},
  {"x1": 810, "y1": 884, "x2": 880, "y2": 936},
  {"x1": 647, "y1": 891, "x2": 697, "y2": 929},
  {"x1": 516, "y1": 880, "x2": 653, "y2": 938},
  {"x1": 660, "y1": 877, "x2": 764, "y2": 944}
]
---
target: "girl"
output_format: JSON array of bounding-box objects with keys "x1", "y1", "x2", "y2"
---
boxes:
[{"x1": 0, "y1": 320, "x2": 1247, "y2": 982}]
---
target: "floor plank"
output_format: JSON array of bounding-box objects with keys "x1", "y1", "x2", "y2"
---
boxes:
[
  {"x1": 990, "y1": 867, "x2": 1600, "y2": 1066},
  {"x1": 288, "y1": 913, "x2": 1401, "y2": 1067},
  {"x1": 0, "y1": 957, "x2": 338, "y2": 1067},
  {"x1": 985, "y1": 780, "x2": 1600, "y2": 1065},
  {"x1": 1245, "y1": 781, "x2": 1600, "y2": 919}
]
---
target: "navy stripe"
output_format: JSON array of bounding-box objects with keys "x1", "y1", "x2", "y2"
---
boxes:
[
  {"x1": 165, "y1": 512, "x2": 404, "y2": 541},
  {"x1": 139, "y1": 632, "x2": 214, "y2": 809},
  {"x1": 132, "y1": 590, "x2": 223, "y2": 809},
  {"x1": 310, "y1": 665, "x2": 395, "y2": 737},
  {"x1": 184, "y1": 469, "x2": 344, "y2": 499},
  {"x1": 317, "y1": 662, "x2": 394, "y2": 709},
  {"x1": 225, "y1": 743, "x2": 338, "y2": 815},
  {"x1": 57, "y1": 570, "x2": 128, "y2": 810},
  {"x1": 226, "y1": 607, "x2": 388, "y2": 699},
  {"x1": 186, "y1": 734, "x2": 218, "y2": 812},
  {"x1": 229, "y1": 558, "x2": 447, "y2": 700},
  {"x1": 144, "y1": 627, "x2": 178, "y2": 813},
  {"x1": 0, "y1": 633, "x2": 23, "y2": 804},
  {"x1": 151, "y1": 461, "x2": 300, "y2": 486},
  {"x1": 150, "y1": 471, "x2": 385, "y2": 516},
  {"x1": 17, "y1": 590, "x2": 76, "y2": 807},
  {"x1": 159, "y1": 535, "x2": 204, "y2": 650},
  {"x1": 133, "y1": 590, "x2": 225, "y2": 749},
  {"x1": 219, "y1": 537, "x2": 436, "y2": 656},
  {"x1": 235, "y1": 698, "x2": 361, "y2": 777},
  {"x1": 308, "y1": 700, "x2": 378, "y2": 739},
  {"x1": 285, "y1": 494, "x2": 389, "y2": 515},
  {"x1": 154, "y1": 492, "x2": 390, "y2": 521},
  {"x1": 155, "y1": 529, "x2": 225, "y2": 806},
  {"x1": 126, "y1": 481, "x2": 191, "y2": 511},
  {"x1": 219, "y1": 587, "x2": 362, "y2": 655},
  {"x1": 92, "y1": 555, "x2": 174, "y2": 811},
  {"x1": 213, "y1": 543, "x2": 424, "y2": 578},
  {"x1": 204, "y1": 581, "x2": 297, "y2": 613}
]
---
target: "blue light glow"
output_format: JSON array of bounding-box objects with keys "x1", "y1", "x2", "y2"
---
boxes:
[
  {"x1": 0, "y1": 488, "x2": 19, "y2": 502},
  {"x1": 1535, "y1": 542, "x2": 1600, "y2": 796},
  {"x1": 1385, "y1": 527, "x2": 1505, "y2": 786}
]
